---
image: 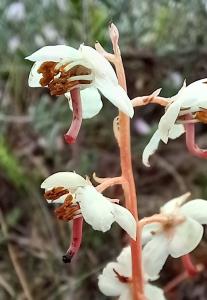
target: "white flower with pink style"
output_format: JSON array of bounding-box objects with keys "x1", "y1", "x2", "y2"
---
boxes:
[
  {"x1": 142, "y1": 193, "x2": 207, "y2": 277},
  {"x1": 41, "y1": 172, "x2": 136, "y2": 263},
  {"x1": 26, "y1": 45, "x2": 134, "y2": 143}
]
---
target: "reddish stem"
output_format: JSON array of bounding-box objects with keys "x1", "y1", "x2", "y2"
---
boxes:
[
  {"x1": 64, "y1": 88, "x2": 82, "y2": 144},
  {"x1": 164, "y1": 271, "x2": 188, "y2": 293},
  {"x1": 181, "y1": 254, "x2": 198, "y2": 277},
  {"x1": 113, "y1": 47, "x2": 144, "y2": 298},
  {"x1": 185, "y1": 115, "x2": 207, "y2": 158},
  {"x1": 62, "y1": 217, "x2": 83, "y2": 263}
]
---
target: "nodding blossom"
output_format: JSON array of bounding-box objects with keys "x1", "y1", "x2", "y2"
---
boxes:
[
  {"x1": 142, "y1": 193, "x2": 207, "y2": 277},
  {"x1": 98, "y1": 246, "x2": 166, "y2": 300},
  {"x1": 26, "y1": 45, "x2": 134, "y2": 143},
  {"x1": 41, "y1": 172, "x2": 136, "y2": 262},
  {"x1": 143, "y1": 79, "x2": 207, "y2": 166}
]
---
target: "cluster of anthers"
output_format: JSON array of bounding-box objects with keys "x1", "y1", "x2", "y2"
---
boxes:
[
  {"x1": 44, "y1": 187, "x2": 81, "y2": 221},
  {"x1": 38, "y1": 61, "x2": 93, "y2": 96}
]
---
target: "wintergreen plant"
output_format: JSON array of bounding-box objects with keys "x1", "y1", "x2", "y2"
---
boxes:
[{"x1": 26, "y1": 23, "x2": 207, "y2": 300}]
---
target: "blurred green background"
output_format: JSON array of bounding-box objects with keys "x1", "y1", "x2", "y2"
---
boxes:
[{"x1": 1, "y1": 0, "x2": 207, "y2": 299}]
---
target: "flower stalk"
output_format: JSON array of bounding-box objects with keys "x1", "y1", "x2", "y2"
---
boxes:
[{"x1": 109, "y1": 23, "x2": 144, "y2": 299}]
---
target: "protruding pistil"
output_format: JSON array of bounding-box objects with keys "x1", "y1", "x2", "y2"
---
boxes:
[{"x1": 63, "y1": 217, "x2": 83, "y2": 263}]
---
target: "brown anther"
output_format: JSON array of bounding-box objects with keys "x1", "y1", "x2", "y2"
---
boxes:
[
  {"x1": 196, "y1": 110, "x2": 207, "y2": 124},
  {"x1": 54, "y1": 194, "x2": 80, "y2": 221},
  {"x1": 44, "y1": 187, "x2": 69, "y2": 201},
  {"x1": 64, "y1": 194, "x2": 74, "y2": 207},
  {"x1": 38, "y1": 62, "x2": 92, "y2": 96},
  {"x1": 38, "y1": 61, "x2": 58, "y2": 86},
  {"x1": 113, "y1": 269, "x2": 132, "y2": 284}
]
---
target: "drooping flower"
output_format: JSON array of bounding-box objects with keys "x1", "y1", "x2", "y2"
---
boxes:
[
  {"x1": 143, "y1": 79, "x2": 207, "y2": 166},
  {"x1": 41, "y1": 172, "x2": 136, "y2": 262},
  {"x1": 26, "y1": 45, "x2": 134, "y2": 143},
  {"x1": 98, "y1": 246, "x2": 166, "y2": 300},
  {"x1": 142, "y1": 193, "x2": 207, "y2": 277}
]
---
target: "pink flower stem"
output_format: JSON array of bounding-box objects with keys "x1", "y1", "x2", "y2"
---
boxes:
[
  {"x1": 132, "y1": 95, "x2": 169, "y2": 107},
  {"x1": 110, "y1": 24, "x2": 144, "y2": 299},
  {"x1": 185, "y1": 115, "x2": 207, "y2": 158},
  {"x1": 62, "y1": 217, "x2": 83, "y2": 263},
  {"x1": 164, "y1": 271, "x2": 188, "y2": 293},
  {"x1": 64, "y1": 88, "x2": 82, "y2": 144},
  {"x1": 96, "y1": 176, "x2": 125, "y2": 193},
  {"x1": 138, "y1": 214, "x2": 169, "y2": 230},
  {"x1": 181, "y1": 254, "x2": 198, "y2": 277}
]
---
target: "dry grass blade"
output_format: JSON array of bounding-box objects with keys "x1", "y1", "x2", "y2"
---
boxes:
[
  {"x1": 0, "y1": 273, "x2": 15, "y2": 297},
  {"x1": 0, "y1": 210, "x2": 34, "y2": 300}
]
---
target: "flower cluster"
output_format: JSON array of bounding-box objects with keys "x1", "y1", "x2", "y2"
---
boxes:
[{"x1": 26, "y1": 23, "x2": 207, "y2": 300}]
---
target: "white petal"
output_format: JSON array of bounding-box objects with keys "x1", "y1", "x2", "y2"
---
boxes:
[
  {"x1": 117, "y1": 246, "x2": 132, "y2": 277},
  {"x1": 181, "y1": 199, "x2": 207, "y2": 224},
  {"x1": 117, "y1": 246, "x2": 131, "y2": 264},
  {"x1": 145, "y1": 284, "x2": 166, "y2": 300},
  {"x1": 76, "y1": 186, "x2": 115, "y2": 232},
  {"x1": 143, "y1": 234, "x2": 169, "y2": 278},
  {"x1": 177, "y1": 78, "x2": 207, "y2": 108},
  {"x1": 65, "y1": 87, "x2": 103, "y2": 119},
  {"x1": 119, "y1": 287, "x2": 132, "y2": 300},
  {"x1": 80, "y1": 45, "x2": 117, "y2": 84},
  {"x1": 98, "y1": 262, "x2": 125, "y2": 296},
  {"x1": 158, "y1": 101, "x2": 181, "y2": 143},
  {"x1": 26, "y1": 45, "x2": 81, "y2": 62},
  {"x1": 160, "y1": 192, "x2": 190, "y2": 214},
  {"x1": 142, "y1": 223, "x2": 162, "y2": 245},
  {"x1": 168, "y1": 217, "x2": 203, "y2": 258},
  {"x1": 112, "y1": 205, "x2": 136, "y2": 240},
  {"x1": 142, "y1": 124, "x2": 184, "y2": 167},
  {"x1": 28, "y1": 61, "x2": 42, "y2": 87},
  {"x1": 96, "y1": 80, "x2": 134, "y2": 118},
  {"x1": 80, "y1": 45, "x2": 133, "y2": 117},
  {"x1": 41, "y1": 172, "x2": 87, "y2": 193},
  {"x1": 197, "y1": 99, "x2": 207, "y2": 110},
  {"x1": 142, "y1": 130, "x2": 161, "y2": 167},
  {"x1": 168, "y1": 124, "x2": 185, "y2": 139}
]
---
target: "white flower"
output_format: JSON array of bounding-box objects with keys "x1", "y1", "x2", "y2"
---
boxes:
[
  {"x1": 142, "y1": 193, "x2": 207, "y2": 277},
  {"x1": 41, "y1": 172, "x2": 136, "y2": 239},
  {"x1": 98, "y1": 246, "x2": 166, "y2": 300},
  {"x1": 143, "y1": 79, "x2": 207, "y2": 166},
  {"x1": 26, "y1": 45, "x2": 134, "y2": 118}
]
